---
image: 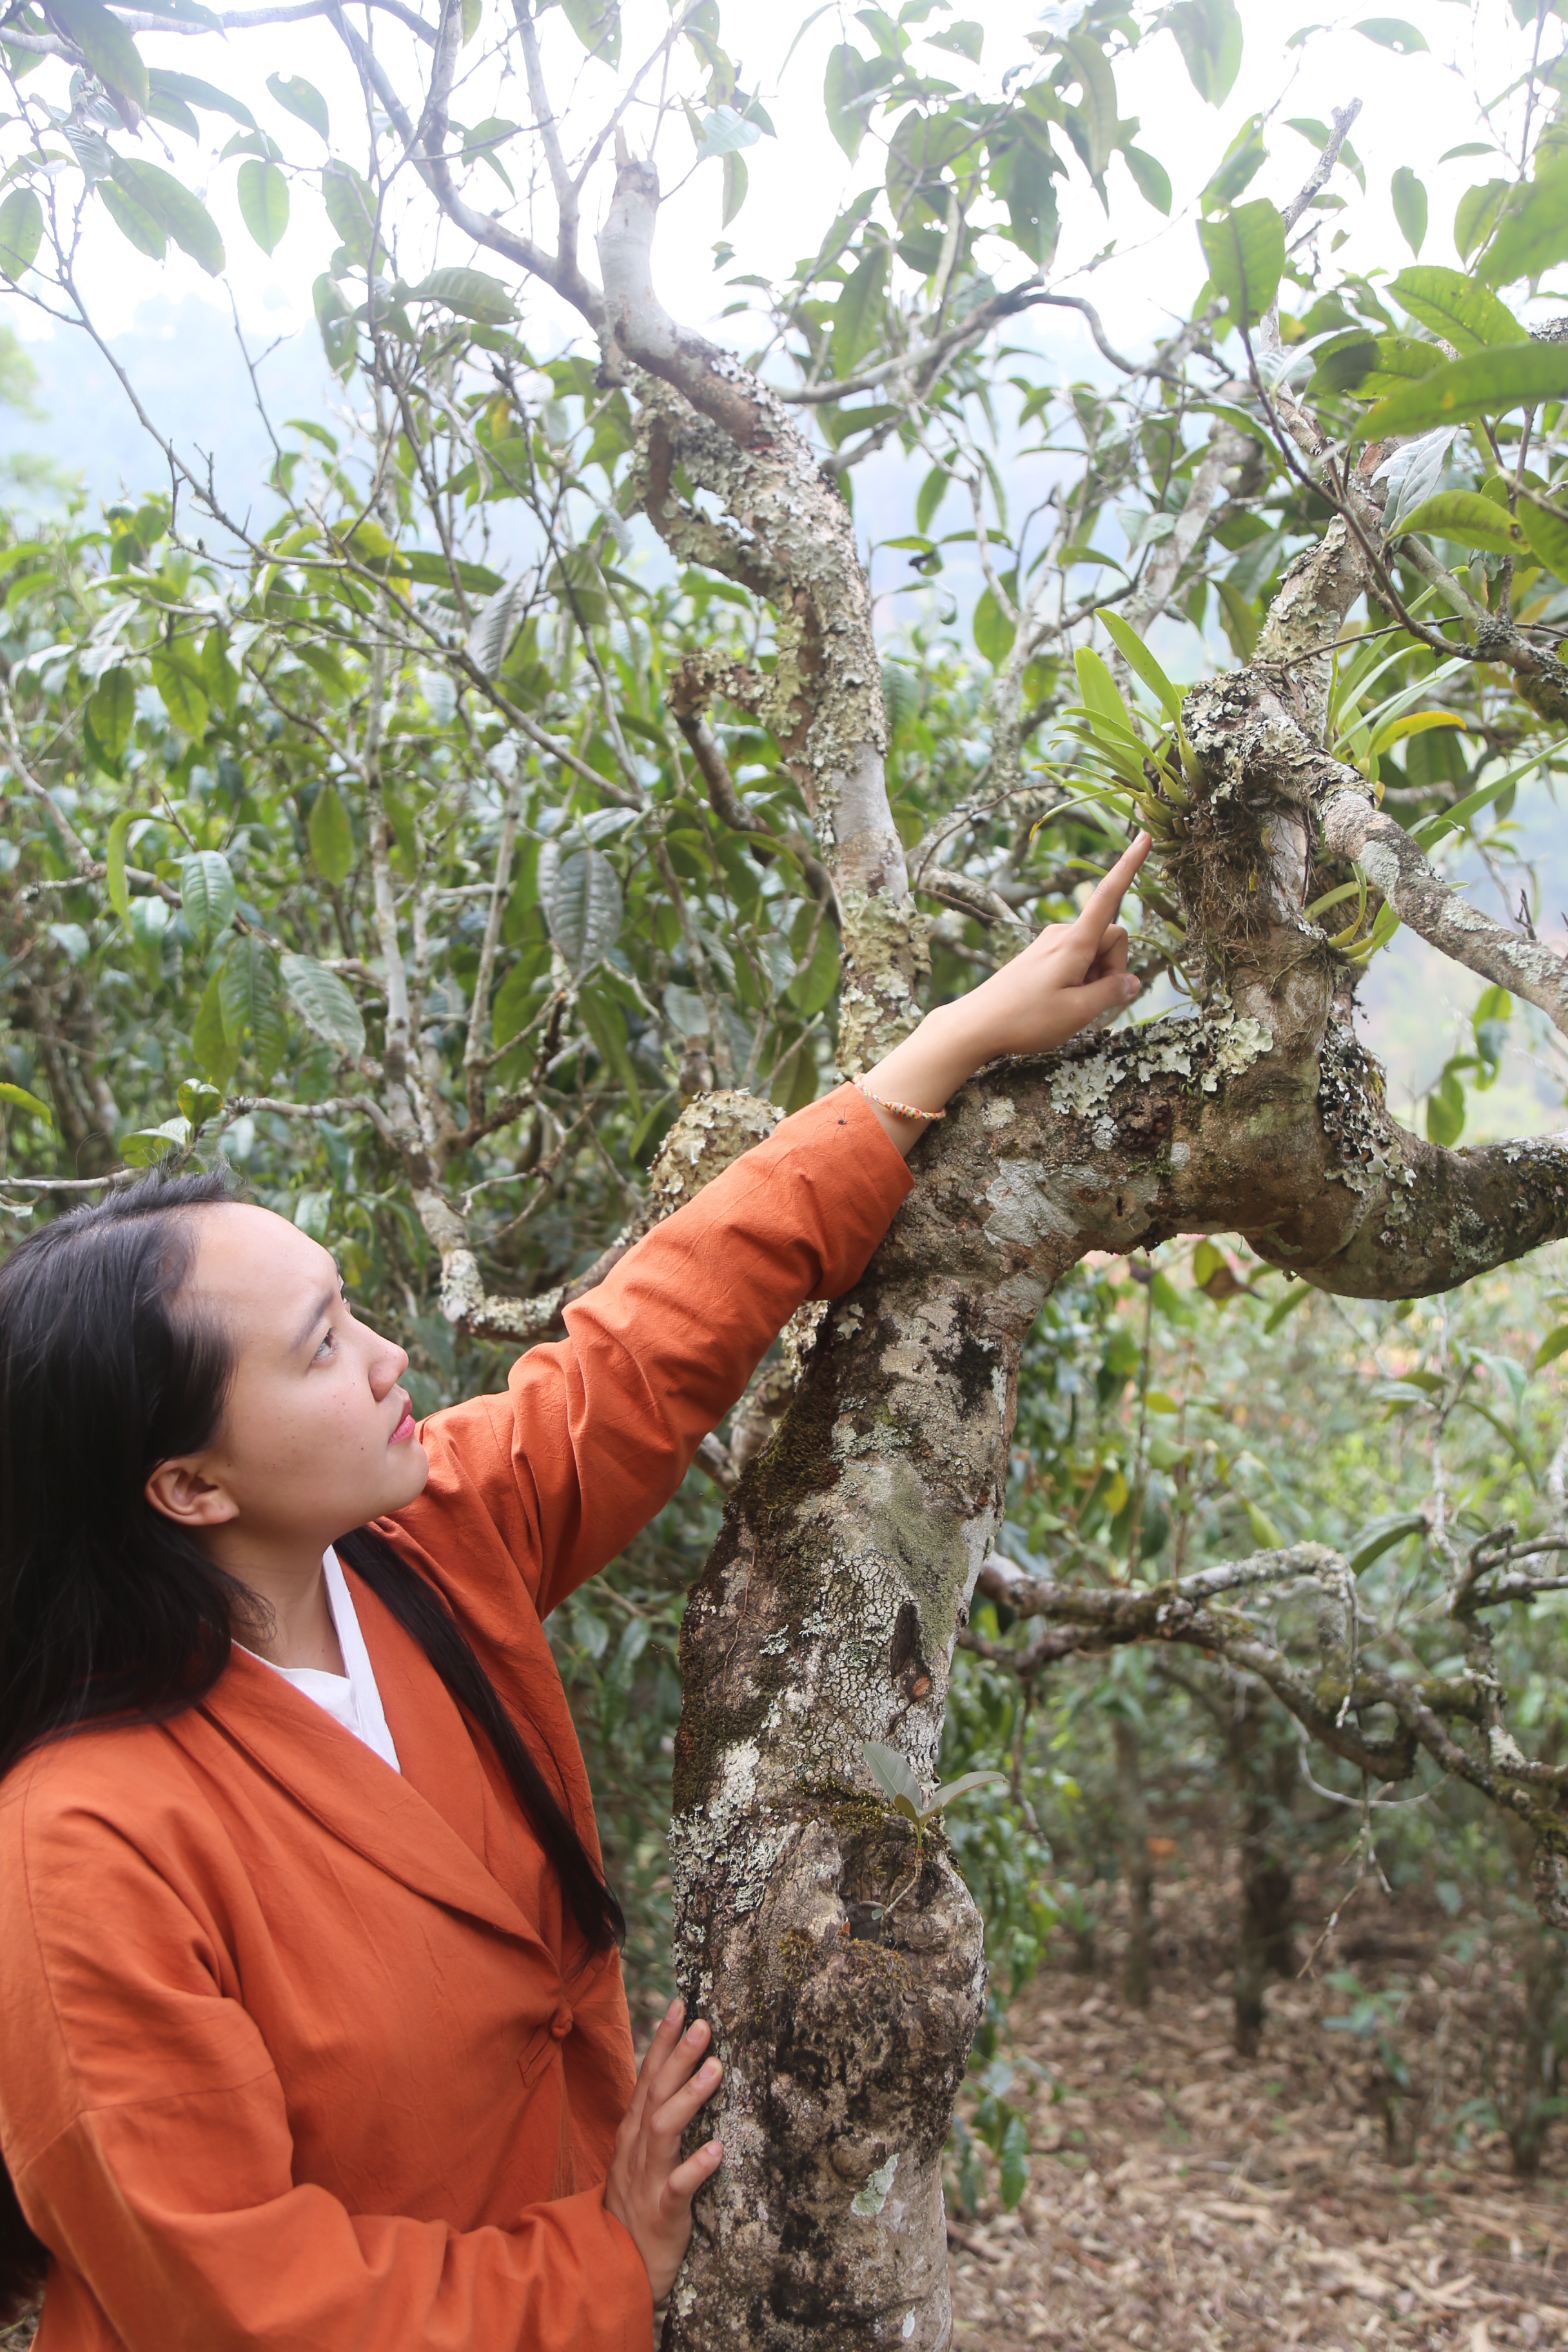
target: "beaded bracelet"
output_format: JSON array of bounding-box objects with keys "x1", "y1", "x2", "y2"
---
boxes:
[{"x1": 855, "y1": 1079, "x2": 945, "y2": 1125}]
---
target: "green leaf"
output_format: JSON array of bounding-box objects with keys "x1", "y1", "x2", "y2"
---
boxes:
[
  {"x1": 146, "y1": 88, "x2": 199, "y2": 139},
  {"x1": 993, "y1": 128, "x2": 1059, "y2": 265},
  {"x1": 1062, "y1": 35, "x2": 1117, "y2": 177},
  {"x1": 787, "y1": 915, "x2": 840, "y2": 1015},
  {"x1": 1201, "y1": 115, "x2": 1268, "y2": 213},
  {"x1": 98, "y1": 176, "x2": 164, "y2": 260},
  {"x1": 1520, "y1": 493, "x2": 1568, "y2": 576},
  {"x1": 218, "y1": 934, "x2": 283, "y2": 1054},
  {"x1": 1262, "y1": 1279, "x2": 1309, "y2": 1333},
  {"x1": 1411, "y1": 749, "x2": 1549, "y2": 847},
  {"x1": 916, "y1": 467, "x2": 949, "y2": 534},
  {"x1": 0, "y1": 1081, "x2": 52, "y2": 1124},
  {"x1": 1162, "y1": 0, "x2": 1242, "y2": 104},
  {"x1": 199, "y1": 627, "x2": 239, "y2": 720},
  {"x1": 831, "y1": 243, "x2": 888, "y2": 380},
  {"x1": 863, "y1": 1740, "x2": 923, "y2": 1810},
  {"x1": 280, "y1": 952, "x2": 366, "y2": 1061},
  {"x1": 148, "y1": 68, "x2": 254, "y2": 128},
  {"x1": 313, "y1": 273, "x2": 355, "y2": 378},
  {"x1": 1389, "y1": 264, "x2": 1524, "y2": 353},
  {"x1": 540, "y1": 843, "x2": 622, "y2": 979},
  {"x1": 720, "y1": 149, "x2": 747, "y2": 228},
  {"x1": 825, "y1": 43, "x2": 874, "y2": 160},
  {"x1": 1073, "y1": 645, "x2": 1133, "y2": 730},
  {"x1": 308, "y1": 782, "x2": 355, "y2": 883},
  {"x1": 999, "y1": 2113, "x2": 1030, "y2": 2211},
  {"x1": 1197, "y1": 199, "x2": 1284, "y2": 329},
  {"x1": 1391, "y1": 167, "x2": 1426, "y2": 258},
  {"x1": 973, "y1": 585, "x2": 1016, "y2": 668},
  {"x1": 1478, "y1": 150, "x2": 1568, "y2": 287},
  {"x1": 0, "y1": 188, "x2": 42, "y2": 281},
  {"x1": 237, "y1": 157, "x2": 288, "y2": 255},
  {"x1": 1363, "y1": 341, "x2": 1568, "y2": 436},
  {"x1": 191, "y1": 971, "x2": 240, "y2": 1088},
  {"x1": 1309, "y1": 326, "x2": 1383, "y2": 395},
  {"x1": 1348, "y1": 1512, "x2": 1427, "y2": 1573},
  {"x1": 111, "y1": 158, "x2": 224, "y2": 274},
  {"x1": 177, "y1": 1078, "x2": 222, "y2": 1128},
  {"x1": 1536, "y1": 1326, "x2": 1568, "y2": 1371},
  {"x1": 321, "y1": 159, "x2": 377, "y2": 270},
  {"x1": 121, "y1": 1118, "x2": 191, "y2": 1168},
  {"x1": 460, "y1": 0, "x2": 481, "y2": 41},
  {"x1": 1122, "y1": 145, "x2": 1172, "y2": 215},
  {"x1": 104, "y1": 808, "x2": 134, "y2": 926},
  {"x1": 49, "y1": 0, "x2": 148, "y2": 112},
  {"x1": 1244, "y1": 1498, "x2": 1287, "y2": 1550},
  {"x1": 560, "y1": 0, "x2": 620, "y2": 66},
  {"x1": 1456, "y1": 178, "x2": 1510, "y2": 266},
  {"x1": 150, "y1": 645, "x2": 208, "y2": 738},
  {"x1": 266, "y1": 70, "x2": 327, "y2": 141},
  {"x1": 411, "y1": 266, "x2": 514, "y2": 324},
  {"x1": 404, "y1": 551, "x2": 504, "y2": 593},
  {"x1": 1396, "y1": 489, "x2": 1523, "y2": 555},
  {"x1": 691, "y1": 104, "x2": 763, "y2": 162},
  {"x1": 1427, "y1": 1064, "x2": 1465, "y2": 1146},
  {"x1": 179, "y1": 850, "x2": 237, "y2": 951},
  {"x1": 1354, "y1": 15, "x2": 1427, "y2": 49},
  {"x1": 1101, "y1": 611, "x2": 1182, "y2": 721},
  {"x1": 927, "y1": 1769, "x2": 1006, "y2": 1813},
  {"x1": 89, "y1": 665, "x2": 135, "y2": 761}
]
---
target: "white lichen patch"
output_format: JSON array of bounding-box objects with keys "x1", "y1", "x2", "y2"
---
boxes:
[
  {"x1": 982, "y1": 1096, "x2": 1017, "y2": 1128},
  {"x1": 1048, "y1": 1054, "x2": 1120, "y2": 1121},
  {"x1": 1130, "y1": 1035, "x2": 1195, "y2": 1083},
  {"x1": 852, "y1": 2151, "x2": 899, "y2": 2217},
  {"x1": 1202, "y1": 1013, "x2": 1273, "y2": 1093},
  {"x1": 982, "y1": 1160, "x2": 1081, "y2": 1251}
]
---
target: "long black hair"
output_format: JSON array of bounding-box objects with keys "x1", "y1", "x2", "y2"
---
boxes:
[{"x1": 0, "y1": 1170, "x2": 622, "y2": 2322}]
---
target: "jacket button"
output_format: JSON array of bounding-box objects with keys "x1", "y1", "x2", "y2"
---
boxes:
[{"x1": 551, "y1": 2003, "x2": 573, "y2": 2039}]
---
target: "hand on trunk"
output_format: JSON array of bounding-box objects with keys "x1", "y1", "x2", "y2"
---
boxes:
[
  {"x1": 859, "y1": 832, "x2": 1151, "y2": 1151},
  {"x1": 604, "y1": 1997, "x2": 724, "y2": 2300}
]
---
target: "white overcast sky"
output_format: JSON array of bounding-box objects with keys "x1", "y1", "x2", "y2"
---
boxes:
[{"x1": 8, "y1": 0, "x2": 1548, "y2": 360}]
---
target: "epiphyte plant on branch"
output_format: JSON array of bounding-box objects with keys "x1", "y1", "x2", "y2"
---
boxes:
[{"x1": 2, "y1": 0, "x2": 1568, "y2": 2338}]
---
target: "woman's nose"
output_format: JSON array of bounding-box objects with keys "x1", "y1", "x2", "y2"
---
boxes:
[{"x1": 368, "y1": 1335, "x2": 410, "y2": 1400}]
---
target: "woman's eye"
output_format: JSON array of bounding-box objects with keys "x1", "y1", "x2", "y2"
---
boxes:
[{"x1": 313, "y1": 1327, "x2": 337, "y2": 1361}]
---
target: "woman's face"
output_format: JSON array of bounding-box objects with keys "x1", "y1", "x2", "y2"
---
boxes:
[{"x1": 144, "y1": 1202, "x2": 429, "y2": 1558}]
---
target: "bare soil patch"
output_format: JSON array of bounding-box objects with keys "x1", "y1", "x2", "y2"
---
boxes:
[{"x1": 949, "y1": 1885, "x2": 1568, "y2": 2351}]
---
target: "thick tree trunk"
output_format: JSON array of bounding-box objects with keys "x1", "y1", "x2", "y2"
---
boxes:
[{"x1": 660, "y1": 596, "x2": 1568, "y2": 2347}]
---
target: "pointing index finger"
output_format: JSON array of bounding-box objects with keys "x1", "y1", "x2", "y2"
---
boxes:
[{"x1": 1075, "y1": 832, "x2": 1151, "y2": 945}]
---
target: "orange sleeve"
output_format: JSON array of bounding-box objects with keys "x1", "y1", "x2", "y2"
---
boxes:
[
  {"x1": 1, "y1": 1788, "x2": 652, "y2": 2352},
  {"x1": 398, "y1": 1083, "x2": 912, "y2": 1620}
]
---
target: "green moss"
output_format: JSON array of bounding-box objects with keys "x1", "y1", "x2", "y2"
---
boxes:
[{"x1": 881, "y1": 1455, "x2": 975, "y2": 1654}]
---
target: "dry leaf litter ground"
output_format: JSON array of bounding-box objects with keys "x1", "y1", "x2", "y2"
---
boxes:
[{"x1": 946, "y1": 1861, "x2": 1568, "y2": 2351}]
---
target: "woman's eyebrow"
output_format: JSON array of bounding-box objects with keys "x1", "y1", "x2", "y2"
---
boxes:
[{"x1": 290, "y1": 1288, "x2": 339, "y2": 1352}]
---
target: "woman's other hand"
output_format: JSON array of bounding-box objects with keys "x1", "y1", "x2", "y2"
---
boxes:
[
  {"x1": 604, "y1": 1996, "x2": 723, "y2": 2301},
  {"x1": 858, "y1": 832, "x2": 1151, "y2": 1152}
]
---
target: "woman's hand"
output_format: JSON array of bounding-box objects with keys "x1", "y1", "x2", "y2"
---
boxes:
[
  {"x1": 859, "y1": 832, "x2": 1151, "y2": 1153},
  {"x1": 603, "y1": 1997, "x2": 724, "y2": 2302}
]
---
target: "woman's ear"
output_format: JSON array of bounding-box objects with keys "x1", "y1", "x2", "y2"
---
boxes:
[{"x1": 144, "y1": 1457, "x2": 239, "y2": 1530}]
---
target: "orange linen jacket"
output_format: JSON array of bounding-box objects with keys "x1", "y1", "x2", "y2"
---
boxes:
[{"x1": 0, "y1": 1086, "x2": 912, "y2": 2352}]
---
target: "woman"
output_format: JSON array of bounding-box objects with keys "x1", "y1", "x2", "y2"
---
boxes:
[{"x1": 0, "y1": 839, "x2": 1144, "y2": 2352}]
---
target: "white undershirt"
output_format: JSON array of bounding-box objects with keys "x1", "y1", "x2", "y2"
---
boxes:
[{"x1": 240, "y1": 1546, "x2": 402, "y2": 1774}]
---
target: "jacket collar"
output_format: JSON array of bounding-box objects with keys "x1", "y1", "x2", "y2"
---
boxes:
[{"x1": 184, "y1": 1577, "x2": 553, "y2": 1961}]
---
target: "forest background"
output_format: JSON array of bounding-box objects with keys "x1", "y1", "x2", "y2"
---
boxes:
[{"x1": 1, "y1": 0, "x2": 1568, "y2": 2308}]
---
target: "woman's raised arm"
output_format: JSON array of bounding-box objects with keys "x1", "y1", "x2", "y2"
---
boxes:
[{"x1": 392, "y1": 830, "x2": 1149, "y2": 1620}]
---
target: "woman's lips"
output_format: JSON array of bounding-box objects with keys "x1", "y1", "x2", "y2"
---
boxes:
[{"x1": 390, "y1": 1401, "x2": 416, "y2": 1444}]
